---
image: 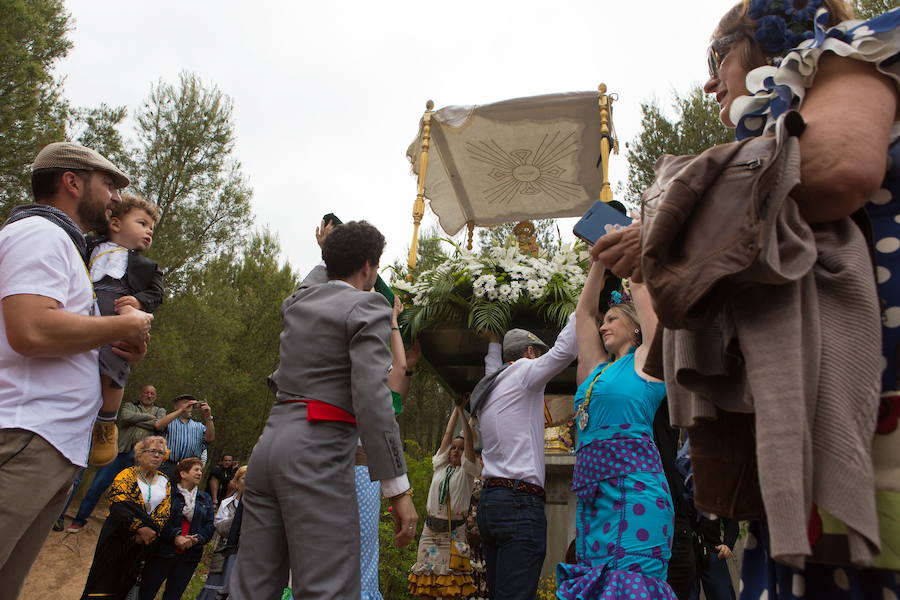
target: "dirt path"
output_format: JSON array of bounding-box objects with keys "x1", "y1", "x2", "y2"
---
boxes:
[{"x1": 21, "y1": 512, "x2": 104, "y2": 600}]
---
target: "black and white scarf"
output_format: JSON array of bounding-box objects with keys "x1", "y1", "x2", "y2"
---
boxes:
[{"x1": 2, "y1": 204, "x2": 87, "y2": 262}]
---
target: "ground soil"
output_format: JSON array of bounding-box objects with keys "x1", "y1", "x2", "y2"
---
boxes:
[{"x1": 20, "y1": 505, "x2": 106, "y2": 600}]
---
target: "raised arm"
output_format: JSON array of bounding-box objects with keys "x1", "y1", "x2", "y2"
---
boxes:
[
  {"x1": 630, "y1": 281, "x2": 662, "y2": 382},
  {"x1": 575, "y1": 261, "x2": 609, "y2": 385},
  {"x1": 519, "y1": 312, "x2": 578, "y2": 391},
  {"x1": 457, "y1": 406, "x2": 476, "y2": 463},
  {"x1": 438, "y1": 405, "x2": 461, "y2": 455},
  {"x1": 386, "y1": 296, "x2": 408, "y2": 395}
]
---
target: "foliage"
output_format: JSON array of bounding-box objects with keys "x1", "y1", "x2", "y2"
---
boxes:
[
  {"x1": 536, "y1": 574, "x2": 559, "y2": 599},
  {"x1": 394, "y1": 239, "x2": 589, "y2": 338},
  {"x1": 623, "y1": 86, "x2": 734, "y2": 206},
  {"x1": 0, "y1": 0, "x2": 71, "y2": 215},
  {"x1": 853, "y1": 0, "x2": 894, "y2": 20},
  {"x1": 378, "y1": 439, "x2": 437, "y2": 598},
  {"x1": 131, "y1": 72, "x2": 253, "y2": 293}
]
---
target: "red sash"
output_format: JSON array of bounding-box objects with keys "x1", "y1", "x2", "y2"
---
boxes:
[{"x1": 281, "y1": 399, "x2": 357, "y2": 426}]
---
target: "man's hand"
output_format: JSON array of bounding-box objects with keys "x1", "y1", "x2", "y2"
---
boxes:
[
  {"x1": 199, "y1": 401, "x2": 212, "y2": 419},
  {"x1": 114, "y1": 295, "x2": 144, "y2": 311},
  {"x1": 174, "y1": 534, "x2": 191, "y2": 550},
  {"x1": 715, "y1": 544, "x2": 733, "y2": 560},
  {"x1": 390, "y1": 492, "x2": 418, "y2": 548},
  {"x1": 591, "y1": 221, "x2": 643, "y2": 282},
  {"x1": 316, "y1": 220, "x2": 334, "y2": 248},
  {"x1": 135, "y1": 526, "x2": 157, "y2": 545},
  {"x1": 476, "y1": 329, "x2": 501, "y2": 344}
]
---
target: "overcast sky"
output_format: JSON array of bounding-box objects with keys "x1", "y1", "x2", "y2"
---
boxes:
[{"x1": 58, "y1": 0, "x2": 735, "y2": 277}]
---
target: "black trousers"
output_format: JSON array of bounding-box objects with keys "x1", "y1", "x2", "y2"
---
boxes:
[
  {"x1": 139, "y1": 555, "x2": 200, "y2": 600},
  {"x1": 666, "y1": 516, "x2": 698, "y2": 600}
]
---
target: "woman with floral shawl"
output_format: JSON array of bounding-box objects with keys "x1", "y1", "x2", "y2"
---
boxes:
[{"x1": 80, "y1": 435, "x2": 171, "y2": 600}]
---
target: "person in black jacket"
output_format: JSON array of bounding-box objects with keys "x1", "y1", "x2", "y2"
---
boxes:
[
  {"x1": 86, "y1": 192, "x2": 165, "y2": 466},
  {"x1": 139, "y1": 457, "x2": 215, "y2": 600}
]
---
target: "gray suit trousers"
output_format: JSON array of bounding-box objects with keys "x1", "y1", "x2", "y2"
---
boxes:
[{"x1": 228, "y1": 403, "x2": 361, "y2": 600}]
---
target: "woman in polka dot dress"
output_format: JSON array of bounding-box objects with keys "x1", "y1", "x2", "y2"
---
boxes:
[
  {"x1": 700, "y1": 1, "x2": 900, "y2": 598},
  {"x1": 556, "y1": 263, "x2": 677, "y2": 599}
]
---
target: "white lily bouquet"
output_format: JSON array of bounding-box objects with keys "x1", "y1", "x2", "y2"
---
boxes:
[{"x1": 393, "y1": 240, "x2": 589, "y2": 337}]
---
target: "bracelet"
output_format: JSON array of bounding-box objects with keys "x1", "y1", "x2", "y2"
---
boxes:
[
  {"x1": 390, "y1": 487, "x2": 413, "y2": 500},
  {"x1": 391, "y1": 326, "x2": 400, "y2": 331},
  {"x1": 405, "y1": 370, "x2": 414, "y2": 377}
]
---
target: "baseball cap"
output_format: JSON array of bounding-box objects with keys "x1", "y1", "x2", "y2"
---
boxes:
[
  {"x1": 502, "y1": 328, "x2": 549, "y2": 361},
  {"x1": 32, "y1": 142, "x2": 130, "y2": 189}
]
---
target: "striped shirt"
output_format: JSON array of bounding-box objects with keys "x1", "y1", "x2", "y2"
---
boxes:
[{"x1": 165, "y1": 418, "x2": 207, "y2": 462}]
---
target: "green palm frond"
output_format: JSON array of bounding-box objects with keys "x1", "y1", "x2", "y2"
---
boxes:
[{"x1": 468, "y1": 299, "x2": 511, "y2": 337}]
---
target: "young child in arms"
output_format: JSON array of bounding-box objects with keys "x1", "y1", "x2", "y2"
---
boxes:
[{"x1": 87, "y1": 193, "x2": 164, "y2": 465}]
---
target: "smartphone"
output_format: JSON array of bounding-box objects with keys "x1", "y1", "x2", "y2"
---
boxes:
[{"x1": 572, "y1": 200, "x2": 632, "y2": 246}]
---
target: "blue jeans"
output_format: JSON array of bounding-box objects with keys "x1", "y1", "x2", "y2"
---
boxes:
[
  {"x1": 690, "y1": 552, "x2": 735, "y2": 600},
  {"x1": 71, "y1": 450, "x2": 134, "y2": 525},
  {"x1": 476, "y1": 486, "x2": 546, "y2": 600}
]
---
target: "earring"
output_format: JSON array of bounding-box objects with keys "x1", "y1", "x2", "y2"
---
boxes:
[{"x1": 634, "y1": 329, "x2": 640, "y2": 334}]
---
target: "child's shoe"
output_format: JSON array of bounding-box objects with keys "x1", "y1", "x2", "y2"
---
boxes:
[{"x1": 88, "y1": 421, "x2": 118, "y2": 466}]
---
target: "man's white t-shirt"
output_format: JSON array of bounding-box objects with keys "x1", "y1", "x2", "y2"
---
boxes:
[{"x1": 0, "y1": 216, "x2": 101, "y2": 467}]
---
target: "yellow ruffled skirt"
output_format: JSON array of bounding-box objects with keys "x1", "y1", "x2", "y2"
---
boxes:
[{"x1": 408, "y1": 522, "x2": 476, "y2": 598}]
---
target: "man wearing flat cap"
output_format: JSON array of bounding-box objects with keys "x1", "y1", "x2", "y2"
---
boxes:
[
  {"x1": 469, "y1": 315, "x2": 577, "y2": 599},
  {"x1": 0, "y1": 142, "x2": 152, "y2": 598}
]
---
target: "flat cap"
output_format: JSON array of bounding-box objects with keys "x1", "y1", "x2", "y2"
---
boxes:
[
  {"x1": 503, "y1": 328, "x2": 549, "y2": 360},
  {"x1": 173, "y1": 394, "x2": 197, "y2": 403},
  {"x1": 32, "y1": 142, "x2": 130, "y2": 189}
]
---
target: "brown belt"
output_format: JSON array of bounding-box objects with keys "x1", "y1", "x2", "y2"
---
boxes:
[
  {"x1": 484, "y1": 477, "x2": 545, "y2": 499},
  {"x1": 425, "y1": 515, "x2": 466, "y2": 531},
  {"x1": 355, "y1": 446, "x2": 368, "y2": 466}
]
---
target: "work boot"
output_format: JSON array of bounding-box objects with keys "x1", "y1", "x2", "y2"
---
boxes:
[{"x1": 88, "y1": 421, "x2": 118, "y2": 466}]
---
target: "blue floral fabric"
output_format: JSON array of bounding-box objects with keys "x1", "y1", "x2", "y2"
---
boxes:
[
  {"x1": 556, "y1": 351, "x2": 676, "y2": 599},
  {"x1": 731, "y1": 7, "x2": 900, "y2": 599}
]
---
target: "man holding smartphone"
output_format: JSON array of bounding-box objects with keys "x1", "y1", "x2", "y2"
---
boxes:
[{"x1": 157, "y1": 393, "x2": 215, "y2": 481}]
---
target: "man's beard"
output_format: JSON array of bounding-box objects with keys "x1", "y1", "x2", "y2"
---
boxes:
[{"x1": 77, "y1": 191, "x2": 110, "y2": 233}]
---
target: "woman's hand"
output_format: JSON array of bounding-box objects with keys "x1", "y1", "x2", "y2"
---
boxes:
[
  {"x1": 591, "y1": 222, "x2": 643, "y2": 282},
  {"x1": 135, "y1": 526, "x2": 157, "y2": 545},
  {"x1": 391, "y1": 296, "x2": 403, "y2": 327}
]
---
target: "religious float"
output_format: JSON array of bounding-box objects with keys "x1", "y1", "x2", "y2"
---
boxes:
[{"x1": 397, "y1": 85, "x2": 621, "y2": 578}]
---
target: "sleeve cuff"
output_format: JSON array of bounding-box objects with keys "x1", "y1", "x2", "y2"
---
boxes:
[{"x1": 380, "y1": 473, "x2": 411, "y2": 499}]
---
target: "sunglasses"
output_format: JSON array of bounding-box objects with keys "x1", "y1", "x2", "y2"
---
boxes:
[{"x1": 707, "y1": 33, "x2": 745, "y2": 77}]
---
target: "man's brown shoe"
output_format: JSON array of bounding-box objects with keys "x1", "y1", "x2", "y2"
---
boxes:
[{"x1": 87, "y1": 421, "x2": 117, "y2": 466}]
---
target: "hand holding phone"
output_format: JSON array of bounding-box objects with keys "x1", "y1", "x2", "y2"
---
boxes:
[{"x1": 573, "y1": 200, "x2": 632, "y2": 246}]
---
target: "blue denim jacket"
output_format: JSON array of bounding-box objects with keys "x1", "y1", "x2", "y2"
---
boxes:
[{"x1": 156, "y1": 489, "x2": 215, "y2": 561}]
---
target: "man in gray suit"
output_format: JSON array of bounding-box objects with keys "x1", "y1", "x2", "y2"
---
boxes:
[{"x1": 228, "y1": 221, "x2": 417, "y2": 600}]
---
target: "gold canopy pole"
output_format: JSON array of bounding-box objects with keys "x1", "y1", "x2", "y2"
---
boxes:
[
  {"x1": 408, "y1": 100, "x2": 435, "y2": 274},
  {"x1": 597, "y1": 83, "x2": 617, "y2": 202}
]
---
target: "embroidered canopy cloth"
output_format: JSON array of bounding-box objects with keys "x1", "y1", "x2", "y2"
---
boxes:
[{"x1": 406, "y1": 91, "x2": 608, "y2": 235}]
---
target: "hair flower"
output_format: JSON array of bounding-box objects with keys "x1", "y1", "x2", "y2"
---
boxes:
[{"x1": 755, "y1": 15, "x2": 790, "y2": 53}]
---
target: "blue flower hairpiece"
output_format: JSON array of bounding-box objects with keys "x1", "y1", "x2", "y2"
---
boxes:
[
  {"x1": 748, "y1": 0, "x2": 822, "y2": 54},
  {"x1": 608, "y1": 289, "x2": 632, "y2": 307}
]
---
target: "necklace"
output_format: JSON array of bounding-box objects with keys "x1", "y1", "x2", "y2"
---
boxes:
[
  {"x1": 136, "y1": 469, "x2": 156, "y2": 511},
  {"x1": 574, "y1": 360, "x2": 615, "y2": 431}
]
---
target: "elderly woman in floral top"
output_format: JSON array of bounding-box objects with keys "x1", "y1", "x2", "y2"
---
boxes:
[{"x1": 80, "y1": 435, "x2": 171, "y2": 600}]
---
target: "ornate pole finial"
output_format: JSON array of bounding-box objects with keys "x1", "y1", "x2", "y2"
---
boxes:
[
  {"x1": 597, "y1": 84, "x2": 617, "y2": 203},
  {"x1": 408, "y1": 100, "x2": 435, "y2": 276}
]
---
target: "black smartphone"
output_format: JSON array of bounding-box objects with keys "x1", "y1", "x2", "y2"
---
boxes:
[{"x1": 572, "y1": 200, "x2": 632, "y2": 246}]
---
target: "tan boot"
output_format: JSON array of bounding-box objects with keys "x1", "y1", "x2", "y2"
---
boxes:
[{"x1": 88, "y1": 421, "x2": 118, "y2": 466}]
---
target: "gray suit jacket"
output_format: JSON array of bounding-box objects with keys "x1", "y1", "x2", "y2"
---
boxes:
[{"x1": 269, "y1": 265, "x2": 406, "y2": 481}]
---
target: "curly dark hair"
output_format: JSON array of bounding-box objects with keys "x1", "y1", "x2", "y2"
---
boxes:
[{"x1": 322, "y1": 221, "x2": 385, "y2": 279}]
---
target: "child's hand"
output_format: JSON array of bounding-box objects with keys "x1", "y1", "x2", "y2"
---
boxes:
[{"x1": 115, "y1": 296, "x2": 144, "y2": 311}]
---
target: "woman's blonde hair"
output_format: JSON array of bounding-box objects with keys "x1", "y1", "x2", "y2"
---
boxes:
[
  {"x1": 233, "y1": 465, "x2": 248, "y2": 482},
  {"x1": 713, "y1": 0, "x2": 854, "y2": 70},
  {"x1": 134, "y1": 435, "x2": 168, "y2": 458}
]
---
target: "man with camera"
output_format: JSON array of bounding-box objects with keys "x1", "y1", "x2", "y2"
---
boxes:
[{"x1": 157, "y1": 393, "x2": 215, "y2": 481}]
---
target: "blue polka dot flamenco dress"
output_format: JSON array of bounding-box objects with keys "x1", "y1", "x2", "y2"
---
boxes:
[{"x1": 556, "y1": 348, "x2": 678, "y2": 599}]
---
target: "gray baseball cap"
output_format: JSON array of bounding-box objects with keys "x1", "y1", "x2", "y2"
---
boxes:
[
  {"x1": 32, "y1": 142, "x2": 130, "y2": 189},
  {"x1": 502, "y1": 328, "x2": 549, "y2": 361}
]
